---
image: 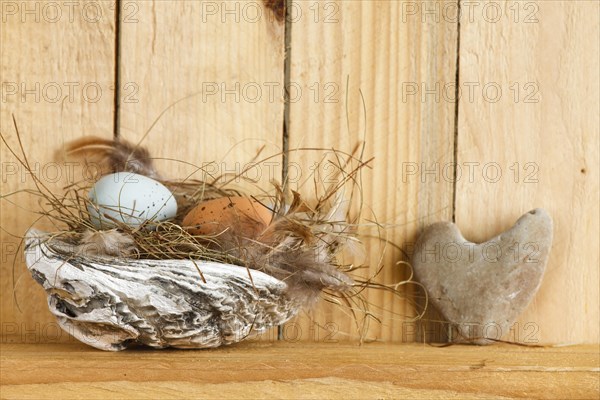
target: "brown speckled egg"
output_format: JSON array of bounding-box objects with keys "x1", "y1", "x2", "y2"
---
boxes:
[{"x1": 182, "y1": 196, "x2": 272, "y2": 238}]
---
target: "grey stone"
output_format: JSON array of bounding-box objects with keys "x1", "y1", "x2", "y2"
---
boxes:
[{"x1": 412, "y1": 209, "x2": 553, "y2": 344}]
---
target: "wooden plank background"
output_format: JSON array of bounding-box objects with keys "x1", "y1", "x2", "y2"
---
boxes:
[
  {"x1": 1, "y1": 0, "x2": 117, "y2": 338},
  {"x1": 456, "y1": 0, "x2": 599, "y2": 344},
  {"x1": 1, "y1": 0, "x2": 598, "y2": 345},
  {"x1": 284, "y1": 0, "x2": 457, "y2": 343}
]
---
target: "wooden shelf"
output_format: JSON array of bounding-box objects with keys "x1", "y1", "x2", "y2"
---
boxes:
[{"x1": 1, "y1": 341, "x2": 598, "y2": 399}]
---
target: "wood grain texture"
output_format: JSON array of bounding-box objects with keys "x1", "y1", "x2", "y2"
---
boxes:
[
  {"x1": 1, "y1": 342, "x2": 598, "y2": 399},
  {"x1": 456, "y1": 1, "x2": 599, "y2": 344},
  {"x1": 0, "y1": 0, "x2": 116, "y2": 335},
  {"x1": 284, "y1": 0, "x2": 458, "y2": 342},
  {"x1": 118, "y1": 0, "x2": 285, "y2": 190},
  {"x1": 116, "y1": 0, "x2": 286, "y2": 341},
  {"x1": 0, "y1": 0, "x2": 598, "y2": 347}
]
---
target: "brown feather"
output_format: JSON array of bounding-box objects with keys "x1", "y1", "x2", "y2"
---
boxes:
[
  {"x1": 62, "y1": 136, "x2": 160, "y2": 179},
  {"x1": 197, "y1": 197, "x2": 357, "y2": 307}
]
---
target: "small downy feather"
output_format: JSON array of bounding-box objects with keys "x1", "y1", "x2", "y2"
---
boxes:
[
  {"x1": 75, "y1": 229, "x2": 138, "y2": 258},
  {"x1": 211, "y1": 231, "x2": 354, "y2": 307},
  {"x1": 203, "y1": 193, "x2": 357, "y2": 307},
  {"x1": 61, "y1": 136, "x2": 160, "y2": 179}
]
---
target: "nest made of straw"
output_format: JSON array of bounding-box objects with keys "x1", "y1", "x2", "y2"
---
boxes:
[{"x1": 8, "y1": 130, "x2": 376, "y2": 308}]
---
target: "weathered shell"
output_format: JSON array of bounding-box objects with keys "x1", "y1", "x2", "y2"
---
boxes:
[{"x1": 24, "y1": 229, "x2": 300, "y2": 351}]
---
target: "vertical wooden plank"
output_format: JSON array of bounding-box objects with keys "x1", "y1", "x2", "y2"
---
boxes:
[
  {"x1": 118, "y1": 0, "x2": 285, "y2": 191},
  {"x1": 0, "y1": 0, "x2": 116, "y2": 342},
  {"x1": 118, "y1": 0, "x2": 286, "y2": 342},
  {"x1": 286, "y1": 1, "x2": 458, "y2": 342},
  {"x1": 456, "y1": 1, "x2": 599, "y2": 343}
]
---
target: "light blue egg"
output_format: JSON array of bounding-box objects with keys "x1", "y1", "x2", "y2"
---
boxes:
[{"x1": 88, "y1": 172, "x2": 177, "y2": 229}]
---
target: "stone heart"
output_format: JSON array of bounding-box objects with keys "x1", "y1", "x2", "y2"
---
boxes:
[{"x1": 412, "y1": 209, "x2": 553, "y2": 344}]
